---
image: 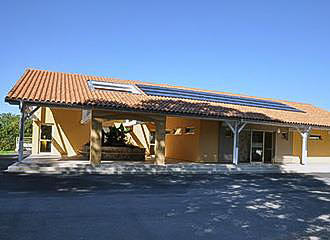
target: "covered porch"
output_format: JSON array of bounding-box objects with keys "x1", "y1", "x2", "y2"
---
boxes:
[{"x1": 16, "y1": 104, "x2": 328, "y2": 167}]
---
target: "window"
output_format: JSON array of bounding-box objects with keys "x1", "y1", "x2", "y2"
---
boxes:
[
  {"x1": 40, "y1": 125, "x2": 52, "y2": 153},
  {"x1": 184, "y1": 127, "x2": 196, "y2": 135},
  {"x1": 309, "y1": 135, "x2": 322, "y2": 140},
  {"x1": 88, "y1": 80, "x2": 141, "y2": 94}
]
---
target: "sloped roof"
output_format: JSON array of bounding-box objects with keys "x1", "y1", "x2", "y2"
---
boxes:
[{"x1": 5, "y1": 69, "x2": 330, "y2": 128}]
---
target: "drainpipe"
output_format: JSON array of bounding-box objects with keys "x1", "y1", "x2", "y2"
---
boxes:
[{"x1": 18, "y1": 101, "x2": 26, "y2": 162}]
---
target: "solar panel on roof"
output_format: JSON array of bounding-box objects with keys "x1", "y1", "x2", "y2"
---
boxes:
[{"x1": 136, "y1": 84, "x2": 303, "y2": 112}]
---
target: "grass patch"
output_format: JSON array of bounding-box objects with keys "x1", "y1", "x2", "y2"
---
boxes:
[{"x1": 0, "y1": 151, "x2": 16, "y2": 155}]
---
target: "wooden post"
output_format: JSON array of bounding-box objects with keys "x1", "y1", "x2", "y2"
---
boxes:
[
  {"x1": 90, "y1": 112, "x2": 102, "y2": 166},
  {"x1": 154, "y1": 118, "x2": 166, "y2": 165},
  {"x1": 18, "y1": 101, "x2": 26, "y2": 162}
]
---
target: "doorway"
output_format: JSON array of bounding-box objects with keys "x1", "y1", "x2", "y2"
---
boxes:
[
  {"x1": 40, "y1": 125, "x2": 52, "y2": 153},
  {"x1": 250, "y1": 131, "x2": 273, "y2": 163}
]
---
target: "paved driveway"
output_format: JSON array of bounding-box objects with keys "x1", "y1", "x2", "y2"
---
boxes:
[{"x1": 0, "y1": 173, "x2": 330, "y2": 240}]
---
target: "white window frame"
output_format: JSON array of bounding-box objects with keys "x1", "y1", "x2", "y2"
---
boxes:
[{"x1": 39, "y1": 124, "x2": 54, "y2": 154}]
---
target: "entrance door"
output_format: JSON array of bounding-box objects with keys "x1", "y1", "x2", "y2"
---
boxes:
[
  {"x1": 250, "y1": 131, "x2": 274, "y2": 163},
  {"x1": 40, "y1": 125, "x2": 52, "y2": 153},
  {"x1": 251, "y1": 131, "x2": 264, "y2": 163}
]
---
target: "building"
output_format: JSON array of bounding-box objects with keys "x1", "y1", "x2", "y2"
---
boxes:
[{"x1": 5, "y1": 69, "x2": 330, "y2": 166}]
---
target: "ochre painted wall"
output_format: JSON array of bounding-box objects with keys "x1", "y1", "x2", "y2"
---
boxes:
[
  {"x1": 31, "y1": 107, "x2": 330, "y2": 164},
  {"x1": 165, "y1": 117, "x2": 200, "y2": 162},
  {"x1": 32, "y1": 107, "x2": 90, "y2": 157},
  {"x1": 199, "y1": 120, "x2": 220, "y2": 162},
  {"x1": 127, "y1": 124, "x2": 152, "y2": 154},
  {"x1": 165, "y1": 117, "x2": 220, "y2": 163},
  {"x1": 274, "y1": 131, "x2": 299, "y2": 164},
  {"x1": 293, "y1": 130, "x2": 330, "y2": 162}
]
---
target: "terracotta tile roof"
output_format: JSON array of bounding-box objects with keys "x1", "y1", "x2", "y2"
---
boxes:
[{"x1": 5, "y1": 69, "x2": 330, "y2": 128}]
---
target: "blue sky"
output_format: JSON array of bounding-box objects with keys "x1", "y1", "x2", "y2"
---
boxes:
[{"x1": 1, "y1": 0, "x2": 330, "y2": 113}]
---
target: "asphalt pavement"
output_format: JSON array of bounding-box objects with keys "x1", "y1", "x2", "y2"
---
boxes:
[{"x1": 0, "y1": 172, "x2": 330, "y2": 240}]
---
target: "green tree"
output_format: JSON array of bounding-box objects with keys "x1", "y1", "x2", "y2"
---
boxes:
[{"x1": 0, "y1": 113, "x2": 32, "y2": 151}]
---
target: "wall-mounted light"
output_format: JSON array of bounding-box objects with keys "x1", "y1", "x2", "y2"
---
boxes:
[{"x1": 277, "y1": 128, "x2": 281, "y2": 134}]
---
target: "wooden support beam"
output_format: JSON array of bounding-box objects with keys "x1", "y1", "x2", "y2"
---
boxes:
[
  {"x1": 90, "y1": 112, "x2": 102, "y2": 166},
  {"x1": 24, "y1": 106, "x2": 40, "y2": 121},
  {"x1": 18, "y1": 101, "x2": 26, "y2": 162},
  {"x1": 154, "y1": 118, "x2": 166, "y2": 165}
]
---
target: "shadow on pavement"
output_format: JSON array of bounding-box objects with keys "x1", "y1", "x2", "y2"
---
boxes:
[{"x1": 0, "y1": 173, "x2": 329, "y2": 240}]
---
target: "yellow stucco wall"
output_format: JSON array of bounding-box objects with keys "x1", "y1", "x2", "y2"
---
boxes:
[
  {"x1": 274, "y1": 131, "x2": 299, "y2": 164},
  {"x1": 32, "y1": 107, "x2": 90, "y2": 157},
  {"x1": 293, "y1": 130, "x2": 330, "y2": 162},
  {"x1": 165, "y1": 117, "x2": 220, "y2": 162},
  {"x1": 165, "y1": 117, "x2": 200, "y2": 162},
  {"x1": 199, "y1": 120, "x2": 220, "y2": 162},
  {"x1": 127, "y1": 124, "x2": 151, "y2": 154},
  {"x1": 31, "y1": 108, "x2": 330, "y2": 164}
]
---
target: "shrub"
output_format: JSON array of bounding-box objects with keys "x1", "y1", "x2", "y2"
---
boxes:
[
  {"x1": 103, "y1": 124, "x2": 131, "y2": 147},
  {"x1": 0, "y1": 113, "x2": 32, "y2": 151}
]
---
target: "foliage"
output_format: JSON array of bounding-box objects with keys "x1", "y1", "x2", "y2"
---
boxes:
[
  {"x1": 0, "y1": 113, "x2": 32, "y2": 151},
  {"x1": 103, "y1": 124, "x2": 131, "y2": 147},
  {"x1": 0, "y1": 151, "x2": 16, "y2": 155}
]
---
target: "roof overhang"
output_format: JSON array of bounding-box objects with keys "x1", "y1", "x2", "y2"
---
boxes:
[{"x1": 6, "y1": 98, "x2": 330, "y2": 131}]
